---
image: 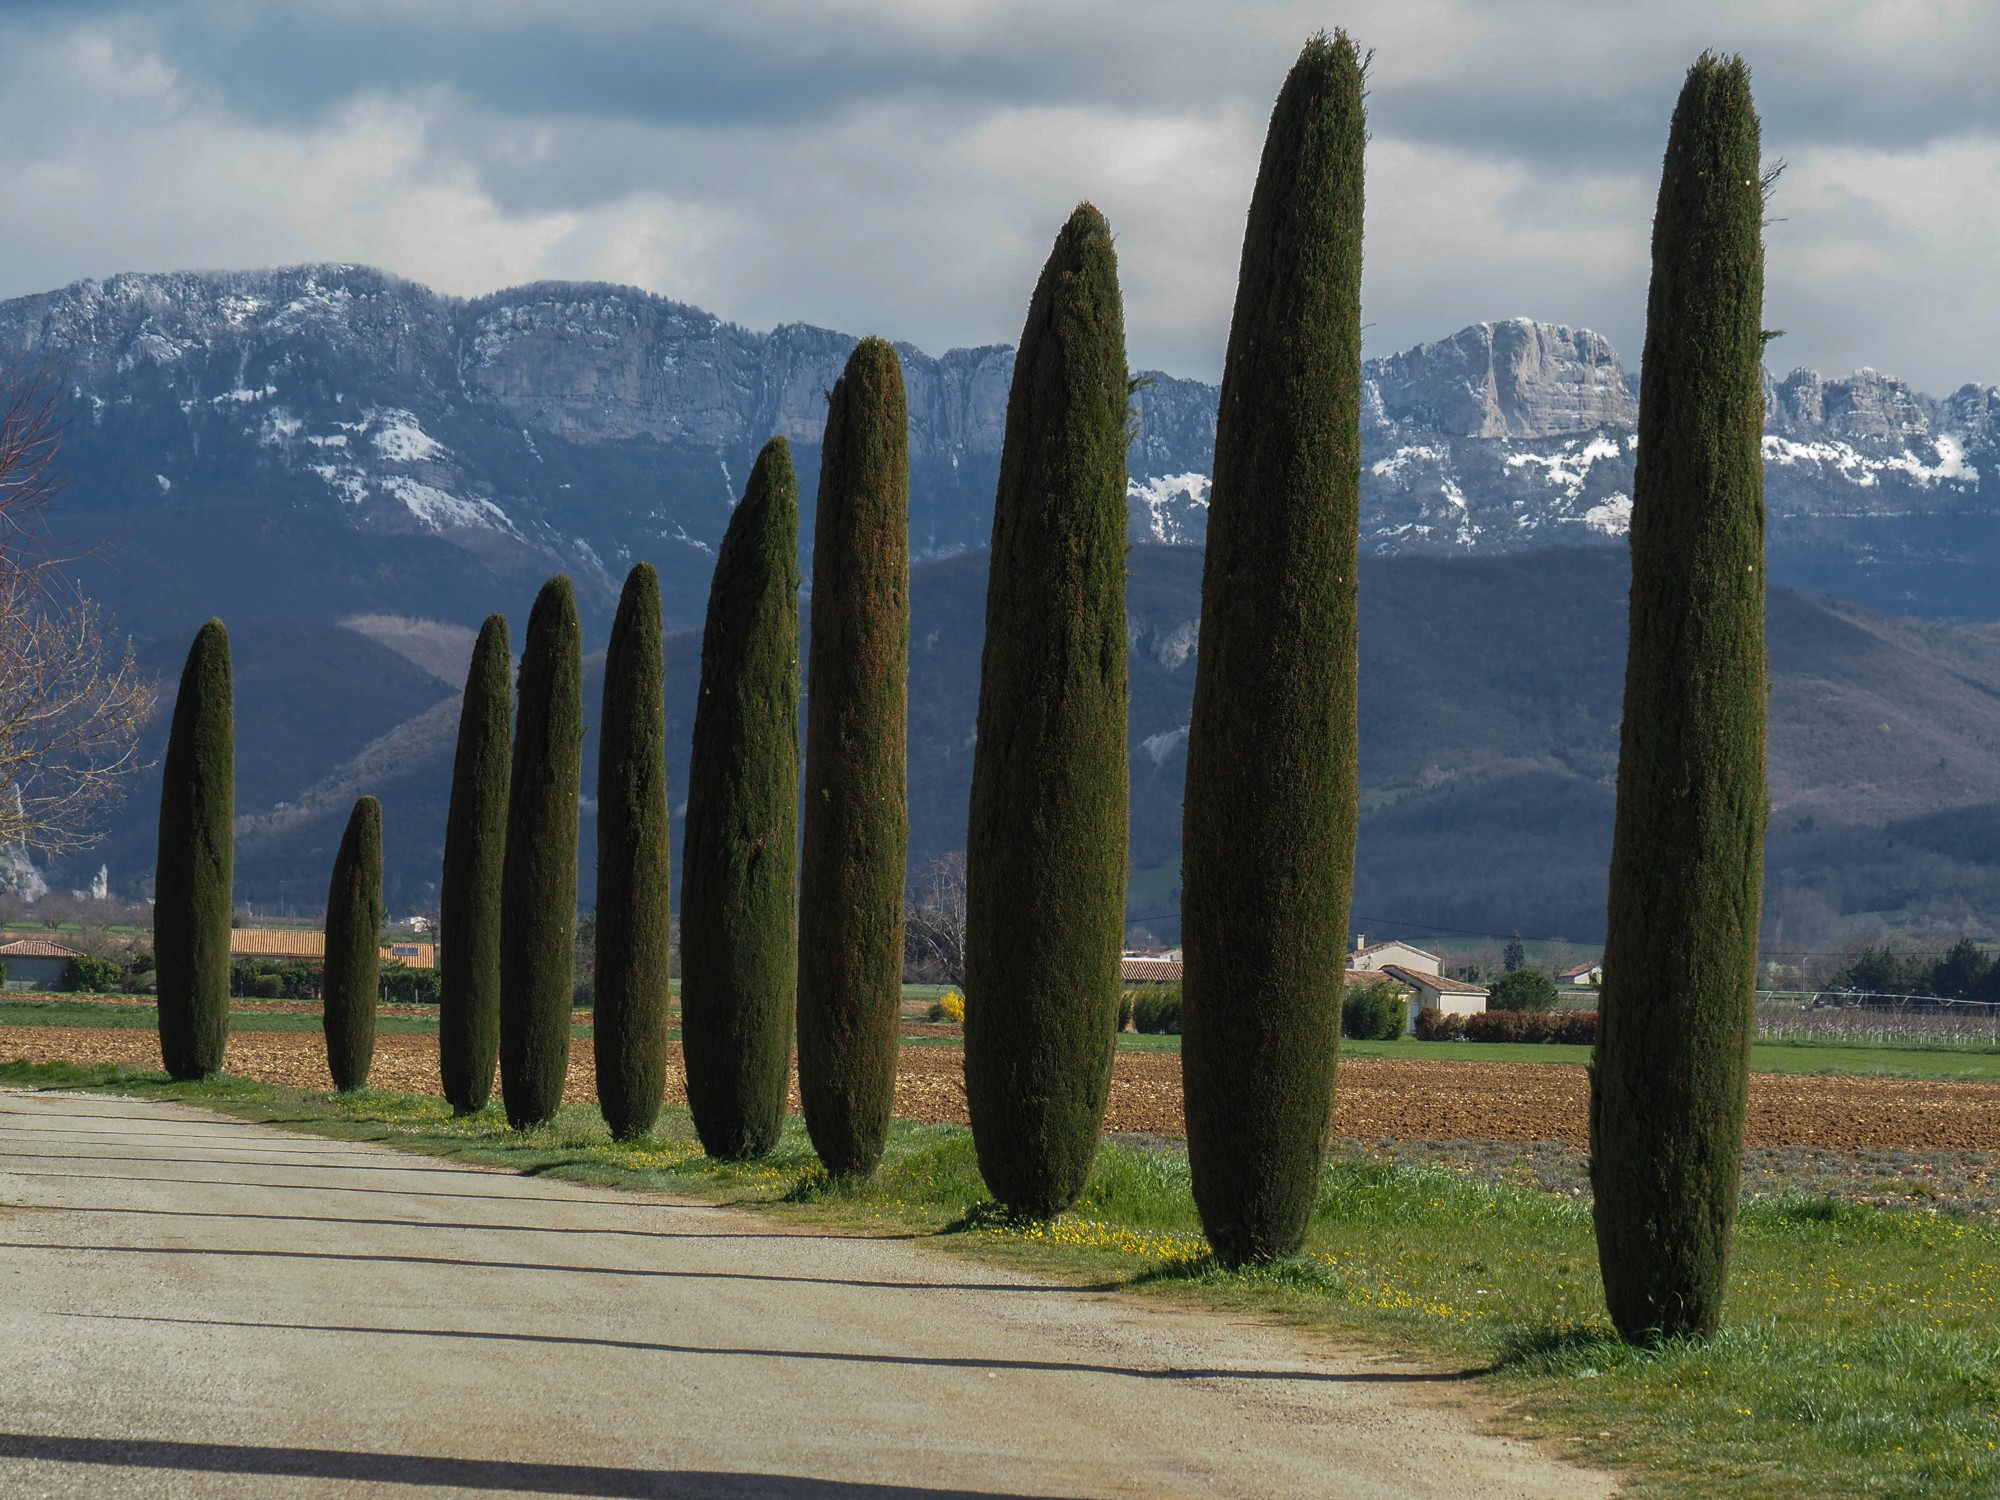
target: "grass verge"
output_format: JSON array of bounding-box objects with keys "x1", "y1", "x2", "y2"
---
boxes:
[{"x1": 4, "y1": 1058, "x2": 1998, "y2": 1497}]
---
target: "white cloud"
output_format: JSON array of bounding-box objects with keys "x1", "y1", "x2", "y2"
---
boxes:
[{"x1": 0, "y1": 6, "x2": 1992, "y2": 396}]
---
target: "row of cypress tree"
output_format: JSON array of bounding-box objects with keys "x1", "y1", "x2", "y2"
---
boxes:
[{"x1": 149, "y1": 36, "x2": 1768, "y2": 1348}]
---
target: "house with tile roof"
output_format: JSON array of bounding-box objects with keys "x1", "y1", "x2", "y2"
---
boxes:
[
  {"x1": 1382, "y1": 962, "x2": 1490, "y2": 1018},
  {"x1": 0, "y1": 937, "x2": 84, "y2": 990},
  {"x1": 1347, "y1": 937, "x2": 1443, "y2": 977},
  {"x1": 231, "y1": 928, "x2": 435, "y2": 970}
]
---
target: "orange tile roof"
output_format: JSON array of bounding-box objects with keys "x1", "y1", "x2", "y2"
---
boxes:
[
  {"x1": 1120, "y1": 958, "x2": 1182, "y2": 984},
  {"x1": 1383, "y1": 963, "x2": 1490, "y2": 997},
  {"x1": 230, "y1": 929, "x2": 325, "y2": 959},
  {"x1": 0, "y1": 937, "x2": 84, "y2": 959}
]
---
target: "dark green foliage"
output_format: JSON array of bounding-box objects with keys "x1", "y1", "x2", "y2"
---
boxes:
[
  {"x1": 964, "y1": 204, "x2": 1130, "y2": 1219},
  {"x1": 1504, "y1": 933, "x2": 1528, "y2": 973},
  {"x1": 378, "y1": 961, "x2": 440, "y2": 1005},
  {"x1": 798, "y1": 337, "x2": 911, "y2": 1179},
  {"x1": 155, "y1": 619, "x2": 235, "y2": 1080},
  {"x1": 230, "y1": 959, "x2": 321, "y2": 1000},
  {"x1": 1180, "y1": 33, "x2": 1367, "y2": 1266},
  {"x1": 441, "y1": 614, "x2": 511, "y2": 1115},
  {"x1": 1341, "y1": 979, "x2": 1408, "y2": 1041},
  {"x1": 60, "y1": 955, "x2": 125, "y2": 994},
  {"x1": 1131, "y1": 987, "x2": 1183, "y2": 1036},
  {"x1": 1592, "y1": 53, "x2": 1768, "y2": 1345},
  {"x1": 680, "y1": 438, "x2": 802, "y2": 1160},
  {"x1": 1840, "y1": 941, "x2": 1996, "y2": 1002},
  {"x1": 595, "y1": 562, "x2": 672, "y2": 1141},
  {"x1": 1491, "y1": 967, "x2": 1559, "y2": 1013},
  {"x1": 322, "y1": 796, "x2": 384, "y2": 1092},
  {"x1": 500, "y1": 576, "x2": 584, "y2": 1129}
]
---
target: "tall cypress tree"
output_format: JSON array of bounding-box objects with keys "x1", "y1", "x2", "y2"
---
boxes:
[
  {"x1": 155, "y1": 618, "x2": 234, "y2": 1081},
  {"x1": 595, "y1": 562, "x2": 672, "y2": 1141},
  {"x1": 440, "y1": 613, "x2": 510, "y2": 1115},
  {"x1": 323, "y1": 795, "x2": 384, "y2": 1093},
  {"x1": 1180, "y1": 34, "x2": 1366, "y2": 1266},
  {"x1": 964, "y1": 205, "x2": 1129, "y2": 1219},
  {"x1": 798, "y1": 337, "x2": 911, "y2": 1179},
  {"x1": 680, "y1": 437, "x2": 802, "y2": 1160},
  {"x1": 499, "y1": 575, "x2": 583, "y2": 1130},
  {"x1": 1592, "y1": 53, "x2": 1768, "y2": 1344}
]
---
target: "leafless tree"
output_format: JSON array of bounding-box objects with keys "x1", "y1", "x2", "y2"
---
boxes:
[
  {"x1": 0, "y1": 367, "x2": 156, "y2": 863},
  {"x1": 904, "y1": 849, "x2": 967, "y2": 987}
]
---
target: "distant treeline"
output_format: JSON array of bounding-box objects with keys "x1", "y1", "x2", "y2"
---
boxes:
[{"x1": 1837, "y1": 941, "x2": 1999, "y2": 1004}]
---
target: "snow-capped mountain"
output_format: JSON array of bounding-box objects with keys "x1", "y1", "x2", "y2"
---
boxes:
[{"x1": 1, "y1": 266, "x2": 1995, "y2": 635}]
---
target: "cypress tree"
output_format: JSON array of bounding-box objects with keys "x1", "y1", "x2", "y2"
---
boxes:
[
  {"x1": 1592, "y1": 53, "x2": 1768, "y2": 1344},
  {"x1": 155, "y1": 618, "x2": 234, "y2": 1081},
  {"x1": 322, "y1": 795, "x2": 384, "y2": 1093},
  {"x1": 963, "y1": 205, "x2": 1129, "y2": 1218},
  {"x1": 439, "y1": 613, "x2": 510, "y2": 1115},
  {"x1": 1180, "y1": 34, "x2": 1366, "y2": 1266},
  {"x1": 499, "y1": 575, "x2": 584, "y2": 1130},
  {"x1": 798, "y1": 337, "x2": 910, "y2": 1179},
  {"x1": 680, "y1": 437, "x2": 802, "y2": 1160},
  {"x1": 594, "y1": 562, "x2": 672, "y2": 1141}
]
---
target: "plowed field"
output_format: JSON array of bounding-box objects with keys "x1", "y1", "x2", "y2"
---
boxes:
[{"x1": 6, "y1": 1024, "x2": 1997, "y2": 1151}]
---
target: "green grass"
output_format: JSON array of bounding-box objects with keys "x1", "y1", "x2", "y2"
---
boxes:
[{"x1": 4, "y1": 1059, "x2": 1997, "y2": 1496}]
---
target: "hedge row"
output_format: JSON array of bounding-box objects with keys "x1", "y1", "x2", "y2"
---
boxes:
[{"x1": 1416, "y1": 1008, "x2": 1598, "y2": 1045}]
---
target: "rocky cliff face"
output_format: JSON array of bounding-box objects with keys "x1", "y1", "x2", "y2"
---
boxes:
[{"x1": 2, "y1": 265, "x2": 1996, "y2": 634}]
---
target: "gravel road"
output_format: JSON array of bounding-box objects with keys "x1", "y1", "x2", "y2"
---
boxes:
[{"x1": 0, "y1": 1087, "x2": 1613, "y2": 1499}]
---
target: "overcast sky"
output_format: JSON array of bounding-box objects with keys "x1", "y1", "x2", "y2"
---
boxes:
[{"x1": 0, "y1": 1, "x2": 1993, "y2": 392}]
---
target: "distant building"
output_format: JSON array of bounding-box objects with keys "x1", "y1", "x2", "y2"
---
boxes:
[
  {"x1": 1559, "y1": 962, "x2": 1602, "y2": 987},
  {"x1": 230, "y1": 927, "x2": 435, "y2": 970},
  {"x1": 1382, "y1": 962, "x2": 1489, "y2": 1018},
  {"x1": 1120, "y1": 956, "x2": 1182, "y2": 986},
  {"x1": 0, "y1": 937, "x2": 84, "y2": 991},
  {"x1": 1347, "y1": 937, "x2": 1443, "y2": 977}
]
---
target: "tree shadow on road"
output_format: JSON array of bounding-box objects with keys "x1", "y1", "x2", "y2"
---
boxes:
[
  {"x1": 0, "y1": 1433, "x2": 1056, "y2": 1498},
  {"x1": 65, "y1": 1312, "x2": 1472, "y2": 1385}
]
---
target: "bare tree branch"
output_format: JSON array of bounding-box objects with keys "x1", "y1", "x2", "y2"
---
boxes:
[
  {"x1": 903, "y1": 849, "x2": 967, "y2": 987},
  {"x1": 0, "y1": 365, "x2": 157, "y2": 866}
]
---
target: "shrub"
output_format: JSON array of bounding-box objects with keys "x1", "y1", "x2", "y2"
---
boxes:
[
  {"x1": 249, "y1": 974, "x2": 283, "y2": 1000},
  {"x1": 1341, "y1": 979, "x2": 1408, "y2": 1041},
  {"x1": 1180, "y1": 33, "x2": 1366, "y2": 1268},
  {"x1": 1414, "y1": 1008, "x2": 1466, "y2": 1042},
  {"x1": 798, "y1": 336, "x2": 911, "y2": 1179},
  {"x1": 1490, "y1": 967, "x2": 1558, "y2": 1014},
  {"x1": 964, "y1": 205, "x2": 1129, "y2": 1218},
  {"x1": 1465, "y1": 1009, "x2": 1524, "y2": 1043},
  {"x1": 1132, "y1": 986, "x2": 1183, "y2": 1035},
  {"x1": 594, "y1": 561, "x2": 673, "y2": 1142},
  {"x1": 680, "y1": 437, "x2": 802, "y2": 1161},
  {"x1": 322, "y1": 795, "x2": 384, "y2": 1093},
  {"x1": 1594, "y1": 53, "x2": 1769, "y2": 1343},
  {"x1": 61, "y1": 954, "x2": 126, "y2": 994},
  {"x1": 499, "y1": 575, "x2": 584, "y2": 1130},
  {"x1": 572, "y1": 974, "x2": 595, "y2": 1010},
  {"x1": 155, "y1": 618, "x2": 234, "y2": 1080},
  {"x1": 440, "y1": 612, "x2": 510, "y2": 1116},
  {"x1": 925, "y1": 989, "x2": 966, "y2": 1025},
  {"x1": 1119, "y1": 991, "x2": 1135, "y2": 1032}
]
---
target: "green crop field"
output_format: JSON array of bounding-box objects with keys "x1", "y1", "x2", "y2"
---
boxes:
[{"x1": 4, "y1": 1058, "x2": 1995, "y2": 1498}]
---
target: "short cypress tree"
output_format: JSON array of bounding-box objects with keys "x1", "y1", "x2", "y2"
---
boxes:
[
  {"x1": 680, "y1": 437, "x2": 802, "y2": 1160},
  {"x1": 1180, "y1": 34, "x2": 1367, "y2": 1266},
  {"x1": 1592, "y1": 53, "x2": 1768, "y2": 1344},
  {"x1": 964, "y1": 205, "x2": 1129, "y2": 1218},
  {"x1": 322, "y1": 795, "x2": 384, "y2": 1093},
  {"x1": 440, "y1": 613, "x2": 510, "y2": 1115},
  {"x1": 594, "y1": 562, "x2": 672, "y2": 1141},
  {"x1": 155, "y1": 618, "x2": 234, "y2": 1081},
  {"x1": 798, "y1": 337, "x2": 911, "y2": 1179},
  {"x1": 499, "y1": 575, "x2": 584, "y2": 1130}
]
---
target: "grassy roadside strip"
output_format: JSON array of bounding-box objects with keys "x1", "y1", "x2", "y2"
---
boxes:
[{"x1": 5, "y1": 1060, "x2": 1999, "y2": 1497}]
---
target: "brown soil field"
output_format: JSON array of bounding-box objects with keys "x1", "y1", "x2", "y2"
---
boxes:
[{"x1": 6, "y1": 1024, "x2": 1998, "y2": 1151}]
